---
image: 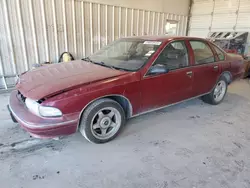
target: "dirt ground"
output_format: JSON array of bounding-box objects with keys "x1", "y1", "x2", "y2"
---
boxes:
[{"x1": 0, "y1": 79, "x2": 250, "y2": 188}]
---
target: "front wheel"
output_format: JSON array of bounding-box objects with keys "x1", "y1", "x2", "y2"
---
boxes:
[
  {"x1": 202, "y1": 76, "x2": 228, "y2": 105},
  {"x1": 79, "y1": 98, "x2": 126, "y2": 144}
]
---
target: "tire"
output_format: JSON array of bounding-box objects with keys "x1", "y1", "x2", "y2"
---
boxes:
[
  {"x1": 79, "y1": 98, "x2": 126, "y2": 144},
  {"x1": 202, "y1": 76, "x2": 228, "y2": 105}
]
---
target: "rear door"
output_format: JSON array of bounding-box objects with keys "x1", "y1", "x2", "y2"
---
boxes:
[{"x1": 188, "y1": 40, "x2": 221, "y2": 96}]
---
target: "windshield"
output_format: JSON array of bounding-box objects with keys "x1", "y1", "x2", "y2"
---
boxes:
[{"x1": 87, "y1": 38, "x2": 162, "y2": 71}]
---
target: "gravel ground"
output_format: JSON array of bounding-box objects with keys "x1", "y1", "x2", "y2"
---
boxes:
[{"x1": 0, "y1": 79, "x2": 250, "y2": 188}]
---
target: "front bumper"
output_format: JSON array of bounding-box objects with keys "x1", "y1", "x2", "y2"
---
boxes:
[{"x1": 8, "y1": 90, "x2": 79, "y2": 138}]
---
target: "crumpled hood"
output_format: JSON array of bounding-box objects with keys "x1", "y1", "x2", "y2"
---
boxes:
[{"x1": 16, "y1": 60, "x2": 127, "y2": 100}]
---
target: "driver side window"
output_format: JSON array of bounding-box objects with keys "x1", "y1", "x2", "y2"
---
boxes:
[{"x1": 153, "y1": 41, "x2": 189, "y2": 70}]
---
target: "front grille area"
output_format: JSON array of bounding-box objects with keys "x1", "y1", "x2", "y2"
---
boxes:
[{"x1": 17, "y1": 91, "x2": 26, "y2": 103}]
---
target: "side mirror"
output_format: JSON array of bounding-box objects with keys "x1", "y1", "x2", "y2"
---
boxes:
[{"x1": 148, "y1": 64, "x2": 169, "y2": 75}]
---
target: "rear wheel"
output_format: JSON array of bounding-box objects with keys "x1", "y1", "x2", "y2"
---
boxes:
[
  {"x1": 79, "y1": 98, "x2": 126, "y2": 144},
  {"x1": 202, "y1": 76, "x2": 228, "y2": 105}
]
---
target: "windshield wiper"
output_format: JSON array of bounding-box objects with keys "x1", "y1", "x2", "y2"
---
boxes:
[
  {"x1": 82, "y1": 58, "x2": 108, "y2": 68},
  {"x1": 92, "y1": 61, "x2": 109, "y2": 67},
  {"x1": 82, "y1": 58, "x2": 106, "y2": 67},
  {"x1": 108, "y1": 65, "x2": 128, "y2": 71},
  {"x1": 96, "y1": 62, "x2": 130, "y2": 71},
  {"x1": 82, "y1": 57, "x2": 93, "y2": 62},
  {"x1": 94, "y1": 61, "x2": 114, "y2": 69},
  {"x1": 96, "y1": 62, "x2": 127, "y2": 71},
  {"x1": 82, "y1": 58, "x2": 128, "y2": 71}
]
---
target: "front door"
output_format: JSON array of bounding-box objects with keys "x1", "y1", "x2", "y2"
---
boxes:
[
  {"x1": 140, "y1": 40, "x2": 193, "y2": 113},
  {"x1": 189, "y1": 40, "x2": 221, "y2": 96}
]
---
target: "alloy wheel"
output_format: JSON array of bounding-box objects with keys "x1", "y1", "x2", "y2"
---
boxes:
[
  {"x1": 213, "y1": 80, "x2": 227, "y2": 103},
  {"x1": 90, "y1": 107, "x2": 122, "y2": 140}
]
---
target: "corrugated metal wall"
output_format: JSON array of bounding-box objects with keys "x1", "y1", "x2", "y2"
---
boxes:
[
  {"x1": 0, "y1": 0, "x2": 188, "y2": 90},
  {"x1": 189, "y1": 0, "x2": 250, "y2": 37}
]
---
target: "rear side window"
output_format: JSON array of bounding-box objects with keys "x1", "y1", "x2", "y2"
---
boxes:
[
  {"x1": 190, "y1": 41, "x2": 215, "y2": 65},
  {"x1": 213, "y1": 45, "x2": 225, "y2": 61}
]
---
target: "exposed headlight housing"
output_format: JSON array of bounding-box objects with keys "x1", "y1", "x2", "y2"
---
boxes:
[
  {"x1": 25, "y1": 98, "x2": 62, "y2": 117},
  {"x1": 25, "y1": 98, "x2": 40, "y2": 116},
  {"x1": 39, "y1": 106, "x2": 62, "y2": 117}
]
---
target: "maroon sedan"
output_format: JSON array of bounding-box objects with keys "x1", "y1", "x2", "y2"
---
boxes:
[{"x1": 8, "y1": 36, "x2": 244, "y2": 143}]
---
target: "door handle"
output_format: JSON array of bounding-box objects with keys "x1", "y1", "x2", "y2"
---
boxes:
[
  {"x1": 214, "y1": 65, "x2": 219, "y2": 69},
  {"x1": 186, "y1": 71, "x2": 193, "y2": 77}
]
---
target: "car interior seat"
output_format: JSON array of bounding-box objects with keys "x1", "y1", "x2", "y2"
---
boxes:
[{"x1": 159, "y1": 49, "x2": 187, "y2": 70}]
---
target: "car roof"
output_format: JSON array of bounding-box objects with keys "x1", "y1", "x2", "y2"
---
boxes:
[{"x1": 123, "y1": 35, "x2": 208, "y2": 42}]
